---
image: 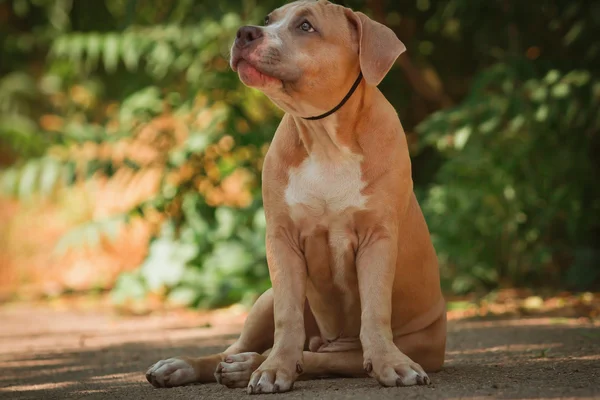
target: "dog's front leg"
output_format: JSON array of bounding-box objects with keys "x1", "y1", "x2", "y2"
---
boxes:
[
  {"x1": 247, "y1": 228, "x2": 306, "y2": 394},
  {"x1": 356, "y1": 224, "x2": 430, "y2": 387}
]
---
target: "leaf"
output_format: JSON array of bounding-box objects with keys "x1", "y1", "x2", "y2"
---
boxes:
[
  {"x1": 39, "y1": 158, "x2": 61, "y2": 196},
  {"x1": 535, "y1": 105, "x2": 549, "y2": 122},
  {"x1": 454, "y1": 126, "x2": 471, "y2": 149},
  {"x1": 213, "y1": 207, "x2": 237, "y2": 239},
  {"x1": 202, "y1": 241, "x2": 253, "y2": 275},
  {"x1": 181, "y1": 193, "x2": 209, "y2": 237},
  {"x1": 17, "y1": 160, "x2": 39, "y2": 200},
  {"x1": 121, "y1": 32, "x2": 141, "y2": 71},
  {"x1": 509, "y1": 115, "x2": 525, "y2": 132},
  {"x1": 451, "y1": 275, "x2": 476, "y2": 294},
  {"x1": 564, "y1": 21, "x2": 584, "y2": 46},
  {"x1": 530, "y1": 85, "x2": 548, "y2": 102},
  {"x1": 68, "y1": 34, "x2": 85, "y2": 64},
  {"x1": 50, "y1": 36, "x2": 69, "y2": 58},
  {"x1": 119, "y1": 86, "x2": 162, "y2": 125},
  {"x1": 147, "y1": 41, "x2": 174, "y2": 78},
  {"x1": 253, "y1": 208, "x2": 266, "y2": 231},
  {"x1": 167, "y1": 286, "x2": 199, "y2": 307},
  {"x1": 85, "y1": 33, "x2": 103, "y2": 68},
  {"x1": 186, "y1": 132, "x2": 211, "y2": 152},
  {"x1": 82, "y1": 223, "x2": 101, "y2": 248},
  {"x1": 54, "y1": 216, "x2": 125, "y2": 254},
  {"x1": 0, "y1": 168, "x2": 19, "y2": 196},
  {"x1": 102, "y1": 33, "x2": 120, "y2": 73},
  {"x1": 544, "y1": 70, "x2": 561, "y2": 85},
  {"x1": 552, "y1": 83, "x2": 570, "y2": 98},
  {"x1": 111, "y1": 271, "x2": 147, "y2": 305},
  {"x1": 100, "y1": 216, "x2": 125, "y2": 241},
  {"x1": 140, "y1": 235, "x2": 198, "y2": 291},
  {"x1": 564, "y1": 70, "x2": 591, "y2": 87},
  {"x1": 478, "y1": 117, "x2": 500, "y2": 134}
]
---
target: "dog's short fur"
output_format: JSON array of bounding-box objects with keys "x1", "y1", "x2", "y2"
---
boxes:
[{"x1": 146, "y1": 0, "x2": 446, "y2": 394}]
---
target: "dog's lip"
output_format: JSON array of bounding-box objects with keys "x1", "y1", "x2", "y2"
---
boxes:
[
  {"x1": 231, "y1": 54, "x2": 243, "y2": 72},
  {"x1": 232, "y1": 56, "x2": 253, "y2": 72},
  {"x1": 232, "y1": 56, "x2": 278, "y2": 81},
  {"x1": 231, "y1": 53, "x2": 258, "y2": 73}
]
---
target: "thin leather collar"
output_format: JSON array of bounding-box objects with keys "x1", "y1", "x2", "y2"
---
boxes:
[{"x1": 302, "y1": 71, "x2": 363, "y2": 121}]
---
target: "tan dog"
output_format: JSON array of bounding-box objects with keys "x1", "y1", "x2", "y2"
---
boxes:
[{"x1": 146, "y1": 0, "x2": 446, "y2": 394}]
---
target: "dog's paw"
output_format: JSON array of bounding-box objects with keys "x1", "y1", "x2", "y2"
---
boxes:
[
  {"x1": 214, "y1": 352, "x2": 266, "y2": 389},
  {"x1": 146, "y1": 358, "x2": 197, "y2": 388},
  {"x1": 246, "y1": 353, "x2": 301, "y2": 394},
  {"x1": 364, "y1": 349, "x2": 431, "y2": 387}
]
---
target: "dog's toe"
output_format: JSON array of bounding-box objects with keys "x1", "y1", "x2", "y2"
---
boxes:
[
  {"x1": 214, "y1": 352, "x2": 265, "y2": 389},
  {"x1": 145, "y1": 358, "x2": 196, "y2": 388},
  {"x1": 394, "y1": 362, "x2": 430, "y2": 386}
]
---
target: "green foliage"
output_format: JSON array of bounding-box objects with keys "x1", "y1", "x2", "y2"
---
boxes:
[
  {"x1": 1, "y1": 157, "x2": 74, "y2": 200},
  {"x1": 0, "y1": 0, "x2": 280, "y2": 307},
  {"x1": 417, "y1": 64, "x2": 600, "y2": 293},
  {"x1": 1, "y1": 0, "x2": 599, "y2": 306},
  {"x1": 112, "y1": 202, "x2": 270, "y2": 308},
  {"x1": 410, "y1": 0, "x2": 600, "y2": 292}
]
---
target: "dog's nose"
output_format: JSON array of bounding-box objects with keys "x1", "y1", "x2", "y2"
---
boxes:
[{"x1": 236, "y1": 26, "x2": 263, "y2": 47}]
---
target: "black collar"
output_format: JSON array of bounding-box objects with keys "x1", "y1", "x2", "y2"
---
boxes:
[{"x1": 302, "y1": 71, "x2": 363, "y2": 121}]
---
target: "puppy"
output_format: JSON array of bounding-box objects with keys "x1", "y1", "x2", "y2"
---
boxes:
[{"x1": 146, "y1": 0, "x2": 446, "y2": 394}]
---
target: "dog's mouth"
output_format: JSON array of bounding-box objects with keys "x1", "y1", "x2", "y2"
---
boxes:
[{"x1": 232, "y1": 55, "x2": 281, "y2": 88}]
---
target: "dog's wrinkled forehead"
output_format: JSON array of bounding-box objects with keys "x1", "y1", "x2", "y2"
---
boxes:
[
  {"x1": 264, "y1": 0, "x2": 338, "y2": 36},
  {"x1": 268, "y1": 0, "x2": 327, "y2": 21}
]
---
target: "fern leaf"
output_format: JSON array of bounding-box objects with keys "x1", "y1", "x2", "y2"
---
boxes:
[
  {"x1": 39, "y1": 158, "x2": 62, "y2": 196},
  {"x1": 121, "y1": 32, "x2": 140, "y2": 72},
  {"x1": 17, "y1": 160, "x2": 40, "y2": 200},
  {"x1": 85, "y1": 33, "x2": 103, "y2": 70},
  {"x1": 102, "y1": 33, "x2": 121, "y2": 73},
  {"x1": 0, "y1": 168, "x2": 19, "y2": 197}
]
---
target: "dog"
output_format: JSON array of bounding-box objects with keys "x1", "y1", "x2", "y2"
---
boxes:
[{"x1": 146, "y1": 0, "x2": 446, "y2": 394}]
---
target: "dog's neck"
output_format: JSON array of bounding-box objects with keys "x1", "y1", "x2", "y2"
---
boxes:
[{"x1": 291, "y1": 80, "x2": 372, "y2": 161}]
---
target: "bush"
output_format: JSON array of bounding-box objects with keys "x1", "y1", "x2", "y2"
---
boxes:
[
  {"x1": 1, "y1": 0, "x2": 598, "y2": 306},
  {"x1": 417, "y1": 64, "x2": 600, "y2": 293}
]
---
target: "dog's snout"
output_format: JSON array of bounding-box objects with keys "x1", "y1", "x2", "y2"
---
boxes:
[{"x1": 236, "y1": 26, "x2": 263, "y2": 47}]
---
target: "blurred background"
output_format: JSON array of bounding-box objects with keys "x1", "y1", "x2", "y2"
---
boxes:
[{"x1": 1, "y1": 0, "x2": 599, "y2": 315}]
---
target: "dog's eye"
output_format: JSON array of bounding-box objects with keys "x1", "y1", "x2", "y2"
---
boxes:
[
  {"x1": 299, "y1": 21, "x2": 315, "y2": 32},
  {"x1": 264, "y1": 15, "x2": 270, "y2": 26}
]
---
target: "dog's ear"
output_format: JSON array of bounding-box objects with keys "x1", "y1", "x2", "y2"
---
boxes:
[{"x1": 346, "y1": 11, "x2": 405, "y2": 86}]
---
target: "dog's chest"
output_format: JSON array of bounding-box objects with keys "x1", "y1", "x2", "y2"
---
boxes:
[
  {"x1": 284, "y1": 154, "x2": 366, "y2": 338},
  {"x1": 284, "y1": 154, "x2": 366, "y2": 217}
]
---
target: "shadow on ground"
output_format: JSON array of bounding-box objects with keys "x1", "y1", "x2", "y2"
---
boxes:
[{"x1": 0, "y1": 304, "x2": 598, "y2": 400}]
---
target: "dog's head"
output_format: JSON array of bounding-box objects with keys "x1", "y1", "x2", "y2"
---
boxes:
[{"x1": 229, "y1": 0, "x2": 405, "y2": 116}]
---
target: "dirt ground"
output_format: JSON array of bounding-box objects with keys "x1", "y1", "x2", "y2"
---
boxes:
[{"x1": 1, "y1": 300, "x2": 599, "y2": 400}]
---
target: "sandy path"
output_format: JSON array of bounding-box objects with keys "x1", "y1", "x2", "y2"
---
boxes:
[{"x1": 1, "y1": 302, "x2": 599, "y2": 400}]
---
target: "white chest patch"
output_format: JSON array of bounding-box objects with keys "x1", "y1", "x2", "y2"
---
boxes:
[{"x1": 284, "y1": 151, "x2": 367, "y2": 216}]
